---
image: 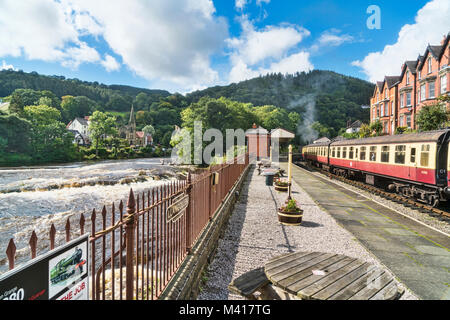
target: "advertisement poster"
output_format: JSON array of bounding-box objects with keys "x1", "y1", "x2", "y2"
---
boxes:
[{"x1": 0, "y1": 235, "x2": 89, "y2": 300}]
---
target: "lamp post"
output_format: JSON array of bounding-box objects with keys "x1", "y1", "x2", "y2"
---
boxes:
[{"x1": 288, "y1": 144, "x2": 292, "y2": 199}]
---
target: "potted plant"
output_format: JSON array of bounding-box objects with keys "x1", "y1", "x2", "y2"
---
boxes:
[
  {"x1": 278, "y1": 199, "x2": 303, "y2": 226},
  {"x1": 274, "y1": 179, "x2": 289, "y2": 192}
]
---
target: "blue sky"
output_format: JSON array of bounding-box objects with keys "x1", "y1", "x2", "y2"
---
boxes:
[{"x1": 0, "y1": 0, "x2": 449, "y2": 93}]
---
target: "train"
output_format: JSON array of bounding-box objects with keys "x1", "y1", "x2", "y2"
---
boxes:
[
  {"x1": 302, "y1": 129, "x2": 450, "y2": 207},
  {"x1": 50, "y1": 247, "x2": 86, "y2": 285}
]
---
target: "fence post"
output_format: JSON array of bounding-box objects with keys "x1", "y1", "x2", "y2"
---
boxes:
[
  {"x1": 185, "y1": 172, "x2": 192, "y2": 254},
  {"x1": 125, "y1": 188, "x2": 136, "y2": 300},
  {"x1": 208, "y1": 167, "x2": 213, "y2": 220}
]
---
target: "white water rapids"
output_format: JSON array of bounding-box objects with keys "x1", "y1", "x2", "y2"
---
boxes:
[{"x1": 0, "y1": 158, "x2": 185, "y2": 274}]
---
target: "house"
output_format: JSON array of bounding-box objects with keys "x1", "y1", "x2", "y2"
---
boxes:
[
  {"x1": 369, "y1": 31, "x2": 449, "y2": 134},
  {"x1": 136, "y1": 131, "x2": 153, "y2": 147},
  {"x1": 68, "y1": 129, "x2": 90, "y2": 146},
  {"x1": 67, "y1": 117, "x2": 91, "y2": 145},
  {"x1": 345, "y1": 120, "x2": 363, "y2": 134},
  {"x1": 67, "y1": 117, "x2": 90, "y2": 137}
]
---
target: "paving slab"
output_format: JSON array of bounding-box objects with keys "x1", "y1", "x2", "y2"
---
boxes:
[{"x1": 286, "y1": 164, "x2": 450, "y2": 300}]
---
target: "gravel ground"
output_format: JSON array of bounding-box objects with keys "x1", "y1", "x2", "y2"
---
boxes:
[
  {"x1": 197, "y1": 166, "x2": 418, "y2": 300},
  {"x1": 304, "y1": 167, "x2": 450, "y2": 236}
]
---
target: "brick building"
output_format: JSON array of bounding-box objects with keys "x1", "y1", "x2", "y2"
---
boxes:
[{"x1": 370, "y1": 32, "x2": 449, "y2": 133}]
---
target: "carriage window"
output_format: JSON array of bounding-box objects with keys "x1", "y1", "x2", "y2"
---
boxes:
[
  {"x1": 410, "y1": 148, "x2": 416, "y2": 163},
  {"x1": 342, "y1": 147, "x2": 347, "y2": 158},
  {"x1": 332, "y1": 147, "x2": 335, "y2": 157},
  {"x1": 337, "y1": 147, "x2": 341, "y2": 158},
  {"x1": 395, "y1": 145, "x2": 406, "y2": 164},
  {"x1": 355, "y1": 148, "x2": 358, "y2": 159},
  {"x1": 420, "y1": 144, "x2": 430, "y2": 167},
  {"x1": 369, "y1": 146, "x2": 377, "y2": 161},
  {"x1": 360, "y1": 147, "x2": 366, "y2": 160},
  {"x1": 349, "y1": 147, "x2": 354, "y2": 159},
  {"x1": 381, "y1": 146, "x2": 390, "y2": 163}
]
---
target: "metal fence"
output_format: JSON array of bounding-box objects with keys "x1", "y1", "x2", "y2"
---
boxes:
[{"x1": 4, "y1": 153, "x2": 249, "y2": 300}]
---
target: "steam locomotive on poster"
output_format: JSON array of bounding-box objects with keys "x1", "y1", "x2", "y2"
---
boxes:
[
  {"x1": 50, "y1": 247, "x2": 86, "y2": 285},
  {"x1": 302, "y1": 129, "x2": 450, "y2": 207}
]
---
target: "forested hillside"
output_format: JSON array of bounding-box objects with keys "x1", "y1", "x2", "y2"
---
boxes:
[
  {"x1": 0, "y1": 69, "x2": 170, "y2": 112},
  {"x1": 187, "y1": 70, "x2": 374, "y2": 140}
]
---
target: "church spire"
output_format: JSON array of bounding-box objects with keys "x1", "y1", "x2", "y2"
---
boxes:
[{"x1": 129, "y1": 104, "x2": 136, "y2": 126}]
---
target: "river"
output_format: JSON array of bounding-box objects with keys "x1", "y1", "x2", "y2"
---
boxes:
[{"x1": 0, "y1": 157, "x2": 185, "y2": 274}]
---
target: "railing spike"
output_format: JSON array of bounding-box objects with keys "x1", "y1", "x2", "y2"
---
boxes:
[
  {"x1": 50, "y1": 224, "x2": 56, "y2": 250},
  {"x1": 80, "y1": 213, "x2": 85, "y2": 235},
  {"x1": 29, "y1": 231, "x2": 38, "y2": 259},
  {"x1": 65, "y1": 218, "x2": 71, "y2": 242},
  {"x1": 6, "y1": 239, "x2": 16, "y2": 270}
]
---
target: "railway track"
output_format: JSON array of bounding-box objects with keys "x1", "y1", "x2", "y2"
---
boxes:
[{"x1": 295, "y1": 162, "x2": 450, "y2": 221}]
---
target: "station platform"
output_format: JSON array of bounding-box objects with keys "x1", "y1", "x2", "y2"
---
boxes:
[{"x1": 283, "y1": 163, "x2": 450, "y2": 300}]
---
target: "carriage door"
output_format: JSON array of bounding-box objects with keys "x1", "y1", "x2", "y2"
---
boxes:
[
  {"x1": 436, "y1": 140, "x2": 449, "y2": 187},
  {"x1": 409, "y1": 147, "x2": 417, "y2": 181}
]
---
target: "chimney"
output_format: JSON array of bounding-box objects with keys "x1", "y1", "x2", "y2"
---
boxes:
[{"x1": 441, "y1": 34, "x2": 447, "y2": 45}]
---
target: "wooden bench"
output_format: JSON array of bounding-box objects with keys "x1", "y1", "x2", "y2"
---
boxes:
[{"x1": 228, "y1": 267, "x2": 280, "y2": 300}]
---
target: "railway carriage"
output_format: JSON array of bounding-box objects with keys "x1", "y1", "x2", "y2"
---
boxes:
[
  {"x1": 302, "y1": 129, "x2": 450, "y2": 206},
  {"x1": 302, "y1": 142, "x2": 329, "y2": 167}
]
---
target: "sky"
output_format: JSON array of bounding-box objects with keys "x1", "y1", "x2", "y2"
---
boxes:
[{"x1": 0, "y1": 0, "x2": 449, "y2": 94}]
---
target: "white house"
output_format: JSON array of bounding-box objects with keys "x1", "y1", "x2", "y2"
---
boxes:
[
  {"x1": 67, "y1": 117, "x2": 91, "y2": 145},
  {"x1": 345, "y1": 120, "x2": 362, "y2": 134},
  {"x1": 67, "y1": 117, "x2": 90, "y2": 136}
]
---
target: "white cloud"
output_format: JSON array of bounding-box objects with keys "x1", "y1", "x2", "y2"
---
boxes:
[
  {"x1": 0, "y1": 60, "x2": 16, "y2": 71},
  {"x1": 317, "y1": 30, "x2": 354, "y2": 47},
  {"x1": 101, "y1": 55, "x2": 120, "y2": 72},
  {"x1": 235, "y1": 0, "x2": 249, "y2": 11},
  {"x1": 62, "y1": 0, "x2": 228, "y2": 92},
  {"x1": 352, "y1": 0, "x2": 450, "y2": 82},
  {"x1": 0, "y1": 0, "x2": 101, "y2": 68},
  {"x1": 227, "y1": 16, "x2": 313, "y2": 83}
]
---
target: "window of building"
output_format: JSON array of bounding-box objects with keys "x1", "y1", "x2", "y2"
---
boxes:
[
  {"x1": 418, "y1": 71, "x2": 421, "y2": 80},
  {"x1": 360, "y1": 147, "x2": 366, "y2": 161},
  {"x1": 440, "y1": 75, "x2": 447, "y2": 94},
  {"x1": 349, "y1": 147, "x2": 354, "y2": 159},
  {"x1": 369, "y1": 146, "x2": 377, "y2": 162},
  {"x1": 395, "y1": 145, "x2": 406, "y2": 164},
  {"x1": 406, "y1": 114, "x2": 411, "y2": 128},
  {"x1": 399, "y1": 115, "x2": 404, "y2": 127},
  {"x1": 381, "y1": 146, "x2": 390, "y2": 163},
  {"x1": 410, "y1": 148, "x2": 416, "y2": 163},
  {"x1": 337, "y1": 147, "x2": 341, "y2": 158},
  {"x1": 342, "y1": 147, "x2": 347, "y2": 158},
  {"x1": 406, "y1": 92, "x2": 411, "y2": 106},
  {"x1": 406, "y1": 70, "x2": 409, "y2": 85},
  {"x1": 384, "y1": 102, "x2": 388, "y2": 116},
  {"x1": 380, "y1": 104, "x2": 384, "y2": 117},
  {"x1": 428, "y1": 57, "x2": 432, "y2": 74},
  {"x1": 420, "y1": 84, "x2": 426, "y2": 101},
  {"x1": 420, "y1": 144, "x2": 430, "y2": 167},
  {"x1": 400, "y1": 93, "x2": 404, "y2": 107},
  {"x1": 429, "y1": 81, "x2": 435, "y2": 98},
  {"x1": 385, "y1": 90, "x2": 388, "y2": 99}
]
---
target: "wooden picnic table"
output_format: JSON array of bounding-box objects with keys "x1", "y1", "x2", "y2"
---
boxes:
[{"x1": 264, "y1": 251, "x2": 403, "y2": 300}]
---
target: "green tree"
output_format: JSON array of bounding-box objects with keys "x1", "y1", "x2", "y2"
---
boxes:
[
  {"x1": 369, "y1": 120, "x2": 383, "y2": 136},
  {"x1": 358, "y1": 123, "x2": 371, "y2": 138},
  {"x1": 89, "y1": 111, "x2": 118, "y2": 155},
  {"x1": 142, "y1": 125, "x2": 156, "y2": 137},
  {"x1": 416, "y1": 103, "x2": 448, "y2": 131}
]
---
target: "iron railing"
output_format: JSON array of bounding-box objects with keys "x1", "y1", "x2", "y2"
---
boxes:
[{"x1": 3, "y1": 153, "x2": 249, "y2": 300}]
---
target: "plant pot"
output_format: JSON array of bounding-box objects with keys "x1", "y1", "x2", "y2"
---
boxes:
[
  {"x1": 274, "y1": 184, "x2": 288, "y2": 192},
  {"x1": 277, "y1": 208, "x2": 303, "y2": 226}
]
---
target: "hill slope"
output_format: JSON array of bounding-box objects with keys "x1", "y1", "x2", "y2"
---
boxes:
[
  {"x1": 0, "y1": 69, "x2": 170, "y2": 110},
  {"x1": 187, "y1": 70, "x2": 374, "y2": 140}
]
